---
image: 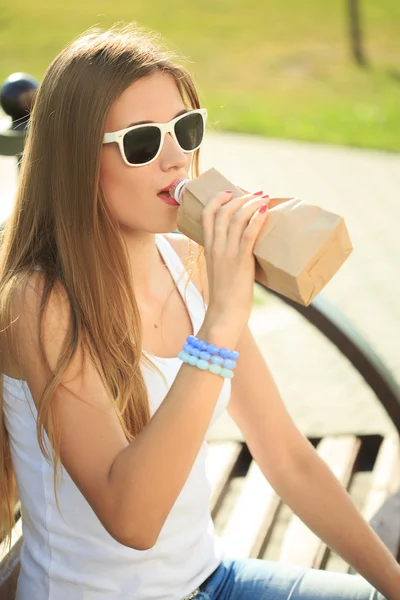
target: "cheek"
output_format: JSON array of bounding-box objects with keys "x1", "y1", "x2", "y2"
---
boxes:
[
  {"x1": 100, "y1": 146, "x2": 126, "y2": 196},
  {"x1": 100, "y1": 147, "x2": 141, "y2": 221}
]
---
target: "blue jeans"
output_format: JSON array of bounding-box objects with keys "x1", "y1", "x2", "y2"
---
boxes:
[{"x1": 195, "y1": 557, "x2": 386, "y2": 599}]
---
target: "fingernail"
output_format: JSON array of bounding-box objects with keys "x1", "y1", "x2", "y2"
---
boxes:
[
  {"x1": 258, "y1": 204, "x2": 268, "y2": 214},
  {"x1": 261, "y1": 194, "x2": 270, "y2": 199},
  {"x1": 224, "y1": 189, "x2": 232, "y2": 194},
  {"x1": 253, "y1": 191, "x2": 264, "y2": 196}
]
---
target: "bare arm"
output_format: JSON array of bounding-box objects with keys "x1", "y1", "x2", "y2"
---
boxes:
[
  {"x1": 14, "y1": 190, "x2": 267, "y2": 551},
  {"x1": 107, "y1": 319, "x2": 237, "y2": 549},
  {"x1": 14, "y1": 273, "x2": 237, "y2": 551},
  {"x1": 227, "y1": 324, "x2": 400, "y2": 599}
]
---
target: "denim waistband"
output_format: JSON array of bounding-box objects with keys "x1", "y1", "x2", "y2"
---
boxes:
[{"x1": 181, "y1": 587, "x2": 201, "y2": 600}]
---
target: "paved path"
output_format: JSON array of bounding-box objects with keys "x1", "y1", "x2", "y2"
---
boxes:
[
  {"x1": 1, "y1": 133, "x2": 399, "y2": 439},
  {"x1": 201, "y1": 133, "x2": 400, "y2": 440}
]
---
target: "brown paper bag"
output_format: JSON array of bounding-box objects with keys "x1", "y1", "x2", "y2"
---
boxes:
[{"x1": 177, "y1": 168, "x2": 353, "y2": 306}]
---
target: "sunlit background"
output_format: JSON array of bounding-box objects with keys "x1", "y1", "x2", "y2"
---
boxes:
[{"x1": 1, "y1": 0, "x2": 399, "y2": 150}]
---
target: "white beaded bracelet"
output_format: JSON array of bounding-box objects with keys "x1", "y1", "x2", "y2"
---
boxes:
[{"x1": 178, "y1": 351, "x2": 234, "y2": 379}]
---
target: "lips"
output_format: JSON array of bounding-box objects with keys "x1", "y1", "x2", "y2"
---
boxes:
[
  {"x1": 157, "y1": 191, "x2": 180, "y2": 207},
  {"x1": 158, "y1": 179, "x2": 182, "y2": 196}
]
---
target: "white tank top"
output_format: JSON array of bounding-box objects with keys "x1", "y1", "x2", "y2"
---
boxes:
[{"x1": 2, "y1": 233, "x2": 231, "y2": 600}]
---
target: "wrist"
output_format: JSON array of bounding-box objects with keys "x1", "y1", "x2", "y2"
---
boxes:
[{"x1": 197, "y1": 319, "x2": 241, "y2": 351}]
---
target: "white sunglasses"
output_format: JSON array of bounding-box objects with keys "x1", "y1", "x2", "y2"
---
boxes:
[{"x1": 103, "y1": 108, "x2": 208, "y2": 167}]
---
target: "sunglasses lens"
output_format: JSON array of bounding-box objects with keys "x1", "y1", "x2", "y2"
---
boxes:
[
  {"x1": 121, "y1": 111, "x2": 205, "y2": 165},
  {"x1": 174, "y1": 112, "x2": 204, "y2": 151},
  {"x1": 123, "y1": 126, "x2": 161, "y2": 165}
]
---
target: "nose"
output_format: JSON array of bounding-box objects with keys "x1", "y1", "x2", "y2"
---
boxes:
[{"x1": 159, "y1": 132, "x2": 188, "y2": 171}]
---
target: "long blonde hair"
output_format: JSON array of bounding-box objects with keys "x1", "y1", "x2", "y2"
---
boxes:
[{"x1": 0, "y1": 23, "x2": 204, "y2": 562}]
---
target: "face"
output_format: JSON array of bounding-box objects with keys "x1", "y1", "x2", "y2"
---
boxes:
[{"x1": 100, "y1": 71, "x2": 193, "y2": 235}]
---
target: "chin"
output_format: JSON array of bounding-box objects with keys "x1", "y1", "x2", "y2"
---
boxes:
[
  {"x1": 144, "y1": 214, "x2": 178, "y2": 235},
  {"x1": 163, "y1": 213, "x2": 179, "y2": 232}
]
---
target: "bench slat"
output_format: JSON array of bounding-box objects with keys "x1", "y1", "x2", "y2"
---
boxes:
[
  {"x1": 220, "y1": 461, "x2": 281, "y2": 559},
  {"x1": 0, "y1": 519, "x2": 22, "y2": 564},
  {"x1": 279, "y1": 435, "x2": 361, "y2": 568},
  {"x1": 0, "y1": 519, "x2": 22, "y2": 600},
  {"x1": 206, "y1": 442, "x2": 242, "y2": 515}
]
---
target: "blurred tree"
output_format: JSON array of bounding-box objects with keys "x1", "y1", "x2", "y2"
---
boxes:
[{"x1": 347, "y1": 0, "x2": 368, "y2": 67}]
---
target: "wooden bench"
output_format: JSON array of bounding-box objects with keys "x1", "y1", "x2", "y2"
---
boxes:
[
  {"x1": 207, "y1": 433, "x2": 400, "y2": 569},
  {"x1": 1, "y1": 432, "x2": 399, "y2": 598},
  {"x1": 0, "y1": 510, "x2": 22, "y2": 600}
]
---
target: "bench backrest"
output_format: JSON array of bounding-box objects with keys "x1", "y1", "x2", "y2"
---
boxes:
[{"x1": 0, "y1": 537, "x2": 21, "y2": 600}]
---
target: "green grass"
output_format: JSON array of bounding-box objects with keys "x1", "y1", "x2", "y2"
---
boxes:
[
  {"x1": 253, "y1": 284, "x2": 270, "y2": 308},
  {"x1": 1, "y1": 0, "x2": 399, "y2": 150}
]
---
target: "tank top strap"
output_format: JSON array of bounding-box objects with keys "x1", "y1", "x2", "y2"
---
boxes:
[{"x1": 155, "y1": 233, "x2": 207, "y2": 333}]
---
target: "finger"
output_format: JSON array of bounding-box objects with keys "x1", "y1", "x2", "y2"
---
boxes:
[
  {"x1": 202, "y1": 190, "x2": 234, "y2": 249},
  {"x1": 225, "y1": 195, "x2": 270, "y2": 253},
  {"x1": 240, "y1": 199, "x2": 271, "y2": 253},
  {"x1": 212, "y1": 191, "x2": 264, "y2": 251},
  {"x1": 220, "y1": 191, "x2": 264, "y2": 217}
]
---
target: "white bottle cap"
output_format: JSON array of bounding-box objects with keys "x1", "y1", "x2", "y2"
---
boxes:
[{"x1": 169, "y1": 178, "x2": 189, "y2": 204}]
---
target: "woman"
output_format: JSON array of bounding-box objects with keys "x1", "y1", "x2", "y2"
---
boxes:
[{"x1": 0, "y1": 23, "x2": 397, "y2": 600}]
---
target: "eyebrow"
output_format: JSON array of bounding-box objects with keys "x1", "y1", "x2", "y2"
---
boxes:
[{"x1": 126, "y1": 108, "x2": 190, "y2": 128}]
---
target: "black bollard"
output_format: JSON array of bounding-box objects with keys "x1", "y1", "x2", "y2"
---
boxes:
[
  {"x1": 0, "y1": 72, "x2": 39, "y2": 160},
  {"x1": 0, "y1": 73, "x2": 38, "y2": 234}
]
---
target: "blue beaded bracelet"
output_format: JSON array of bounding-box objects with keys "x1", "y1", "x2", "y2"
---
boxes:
[
  {"x1": 186, "y1": 335, "x2": 239, "y2": 361},
  {"x1": 178, "y1": 351, "x2": 234, "y2": 379},
  {"x1": 177, "y1": 335, "x2": 239, "y2": 379},
  {"x1": 182, "y1": 344, "x2": 237, "y2": 370}
]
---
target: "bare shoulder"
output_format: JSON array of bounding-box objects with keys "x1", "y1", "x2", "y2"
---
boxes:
[
  {"x1": 14, "y1": 270, "x2": 68, "y2": 317},
  {"x1": 5, "y1": 271, "x2": 72, "y2": 381},
  {"x1": 162, "y1": 232, "x2": 209, "y2": 304}
]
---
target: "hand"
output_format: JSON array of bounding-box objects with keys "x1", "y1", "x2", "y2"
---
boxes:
[{"x1": 202, "y1": 190, "x2": 270, "y2": 344}]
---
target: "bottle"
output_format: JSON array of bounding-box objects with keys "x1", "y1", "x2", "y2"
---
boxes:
[
  {"x1": 169, "y1": 178, "x2": 190, "y2": 204},
  {"x1": 168, "y1": 168, "x2": 352, "y2": 306}
]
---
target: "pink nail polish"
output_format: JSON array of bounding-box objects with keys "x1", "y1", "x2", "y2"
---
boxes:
[
  {"x1": 258, "y1": 204, "x2": 268, "y2": 214},
  {"x1": 253, "y1": 191, "x2": 264, "y2": 196},
  {"x1": 261, "y1": 194, "x2": 270, "y2": 199}
]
